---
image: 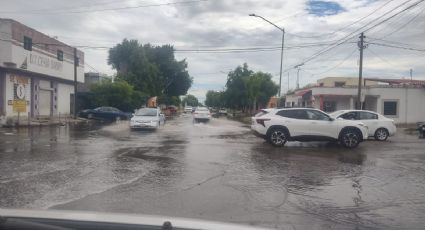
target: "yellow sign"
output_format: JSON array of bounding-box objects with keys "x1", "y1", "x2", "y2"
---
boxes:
[{"x1": 13, "y1": 100, "x2": 27, "y2": 113}]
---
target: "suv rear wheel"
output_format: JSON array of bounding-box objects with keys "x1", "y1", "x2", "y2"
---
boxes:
[
  {"x1": 267, "y1": 127, "x2": 288, "y2": 147},
  {"x1": 340, "y1": 129, "x2": 360, "y2": 148}
]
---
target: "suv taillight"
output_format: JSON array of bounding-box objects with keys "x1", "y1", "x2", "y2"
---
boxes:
[{"x1": 256, "y1": 118, "x2": 270, "y2": 127}]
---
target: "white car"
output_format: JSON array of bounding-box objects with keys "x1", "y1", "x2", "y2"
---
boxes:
[
  {"x1": 219, "y1": 108, "x2": 227, "y2": 115},
  {"x1": 184, "y1": 106, "x2": 193, "y2": 113},
  {"x1": 329, "y1": 110, "x2": 396, "y2": 141},
  {"x1": 251, "y1": 108, "x2": 369, "y2": 148},
  {"x1": 130, "y1": 108, "x2": 165, "y2": 129},
  {"x1": 193, "y1": 107, "x2": 211, "y2": 121}
]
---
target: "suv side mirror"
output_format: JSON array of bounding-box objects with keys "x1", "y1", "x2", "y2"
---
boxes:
[{"x1": 329, "y1": 117, "x2": 335, "y2": 121}]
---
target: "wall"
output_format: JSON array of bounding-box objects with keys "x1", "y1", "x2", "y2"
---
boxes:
[
  {"x1": 0, "y1": 19, "x2": 84, "y2": 83},
  {"x1": 317, "y1": 77, "x2": 378, "y2": 87},
  {"x1": 0, "y1": 21, "x2": 12, "y2": 65},
  {"x1": 312, "y1": 87, "x2": 358, "y2": 96},
  {"x1": 57, "y1": 83, "x2": 74, "y2": 116},
  {"x1": 10, "y1": 44, "x2": 84, "y2": 83},
  {"x1": 369, "y1": 87, "x2": 425, "y2": 124}
]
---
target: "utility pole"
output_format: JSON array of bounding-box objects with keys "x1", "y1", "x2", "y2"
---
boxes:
[
  {"x1": 287, "y1": 72, "x2": 289, "y2": 93},
  {"x1": 73, "y1": 47, "x2": 78, "y2": 119},
  {"x1": 410, "y1": 68, "x2": 413, "y2": 81},
  {"x1": 357, "y1": 33, "x2": 365, "y2": 110},
  {"x1": 278, "y1": 30, "x2": 285, "y2": 97},
  {"x1": 296, "y1": 68, "x2": 301, "y2": 89},
  {"x1": 294, "y1": 63, "x2": 304, "y2": 90}
]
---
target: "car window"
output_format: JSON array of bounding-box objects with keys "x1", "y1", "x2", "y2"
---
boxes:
[
  {"x1": 359, "y1": 112, "x2": 378, "y2": 120},
  {"x1": 97, "y1": 107, "x2": 109, "y2": 112},
  {"x1": 276, "y1": 110, "x2": 308, "y2": 119},
  {"x1": 135, "y1": 108, "x2": 157, "y2": 116},
  {"x1": 306, "y1": 110, "x2": 331, "y2": 121},
  {"x1": 339, "y1": 112, "x2": 358, "y2": 120}
]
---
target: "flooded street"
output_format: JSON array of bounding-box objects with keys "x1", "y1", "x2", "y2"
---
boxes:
[{"x1": 1, "y1": 114, "x2": 425, "y2": 230}]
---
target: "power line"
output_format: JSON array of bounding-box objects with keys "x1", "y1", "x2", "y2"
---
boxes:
[
  {"x1": 365, "y1": 47, "x2": 401, "y2": 66},
  {"x1": 367, "y1": 42, "x2": 425, "y2": 52},
  {"x1": 310, "y1": 48, "x2": 358, "y2": 77},
  {"x1": 0, "y1": 0, "x2": 208, "y2": 14},
  {"x1": 286, "y1": 0, "x2": 423, "y2": 71},
  {"x1": 8, "y1": 0, "x2": 155, "y2": 13},
  {"x1": 285, "y1": 0, "x2": 397, "y2": 39},
  {"x1": 364, "y1": 0, "x2": 425, "y2": 33},
  {"x1": 369, "y1": 6, "x2": 425, "y2": 41}
]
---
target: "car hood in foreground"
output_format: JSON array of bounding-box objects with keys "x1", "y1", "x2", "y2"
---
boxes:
[{"x1": 0, "y1": 209, "x2": 271, "y2": 230}]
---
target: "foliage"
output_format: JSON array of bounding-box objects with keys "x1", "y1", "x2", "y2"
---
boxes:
[
  {"x1": 89, "y1": 80, "x2": 148, "y2": 112},
  {"x1": 157, "y1": 95, "x2": 181, "y2": 106},
  {"x1": 108, "y1": 39, "x2": 193, "y2": 100},
  {"x1": 182, "y1": 94, "x2": 199, "y2": 107},
  {"x1": 205, "y1": 90, "x2": 225, "y2": 108},
  {"x1": 219, "y1": 63, "x2": 278, "y2": 111}
]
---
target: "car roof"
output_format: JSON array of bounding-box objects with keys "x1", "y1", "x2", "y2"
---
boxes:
[{"x1": 336, "y1": 109, "x2": 379, "y2": 114}]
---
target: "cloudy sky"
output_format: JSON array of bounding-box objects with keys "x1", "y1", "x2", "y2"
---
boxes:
[{"x1": 2, "y1": 0, "x2": 424, "y2": 102}]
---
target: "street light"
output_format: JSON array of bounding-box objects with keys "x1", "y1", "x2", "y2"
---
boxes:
[{"x1": 249, "y1": 13, "x2": 285, "y2": 97}]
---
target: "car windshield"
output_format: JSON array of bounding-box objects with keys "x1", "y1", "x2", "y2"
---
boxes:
[
  {"x1": 2, "y1": 1, "x2": 424, "y2": 230},
  {"x1": 135, "y1": 108, "x2": 157, "y2": 116}
]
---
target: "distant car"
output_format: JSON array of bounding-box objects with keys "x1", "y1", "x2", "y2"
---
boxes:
[
  {"x1": 130, "y1": 108, "x2": 165, "y2": 129},
  {"x1": 167, "y1": 106, "x2": 178, "y2": 114},
  {"x1": 251, "y1": 108, "x2": 369, "y2": 148},
  {"x1": 79, "y1": 107, "x2": 131, "y2": 121},
  {"x1": 184, "y1": 106, "x2": 193, "y2": 113},
  {"x1": 193, "y1": 107, "x2": 211, "y2": 121},
  {"x1": 219, "y1": 108, "x2": 227, "y2": 115},
  {"x1": 330, "y1": 110, "x2": 396, "y2": 141}
]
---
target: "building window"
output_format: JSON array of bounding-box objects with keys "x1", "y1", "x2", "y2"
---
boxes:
[
  {"x1": 334, "y1": 81, "x2": 346, "y2": 87},
  {"x1": 24, "y1": 36, "x2": 32, "y2": 51},
  {"x1": 319, "y1": 83, "x2": 324, "y2": 87},
  {"x1": 57, "y1": 50, "x2": 63, "y2": 61},
  {"x1": 383, "y1": 101, "x2": 398, "y2": 116},
  {"x1": 323, "y1": 101, "x2": 336, "y2": 112}
]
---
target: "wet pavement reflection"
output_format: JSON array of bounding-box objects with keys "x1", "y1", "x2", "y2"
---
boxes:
[{"x1": 1, "y1": 114, "x2": 425, "y2": 229}]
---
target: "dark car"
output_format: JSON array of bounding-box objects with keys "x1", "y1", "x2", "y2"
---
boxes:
[{"x1": 79, "y1": 107, "x2": 131, "y2": 121}]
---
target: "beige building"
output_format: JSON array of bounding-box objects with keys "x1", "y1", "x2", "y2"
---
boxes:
[
  {"x1": 286, "y1": 77, "x2": 425, "y2": 124},
  {"x1": 0, "y1": 18, "x2": 84, "y2": 125},
  {"x1": 317, "y1": 77, "x2": 379, "y2": 87}
]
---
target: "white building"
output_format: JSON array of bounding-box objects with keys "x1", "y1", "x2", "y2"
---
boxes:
[
  {"x1": 0, "y1": 18, "x2": 84, "y2": 124},
  {"x1": 285, "y1": 77, "x2": 425, "y2": 124}
]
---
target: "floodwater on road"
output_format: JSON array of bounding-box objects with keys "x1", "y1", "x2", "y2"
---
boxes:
[{"x1": 1, "y1": 114, "x2": 425, "y2": 230}]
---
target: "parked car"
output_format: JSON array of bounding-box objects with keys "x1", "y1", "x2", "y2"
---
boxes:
[
  {"x1": 219, "y1": 108, "x2": 227, "y2": 115},
  {"x1": 193, "y1": 107, "x2": 211, "y2": 122},
  {"x1": 184, "y1": 106, "x2": 193, "y2": 113},
  {"x1": 417, "y1": 122, "x2": 425, "y2": 138},
  {"x1": 79, "y1": 107, "x2": 131, "y2": 121},
  {"x1": 251, "y1": 108, "x2": 369, "y2": 148},
  {"x1": 167, "y1": 105, "x2": 178, "y2": 114},
  {"x1": 329, "y1": 110, "x2": 396, "y2": 141},
  {"x1": 130, "y1": 108, "x2": 165, "y2": 129}
]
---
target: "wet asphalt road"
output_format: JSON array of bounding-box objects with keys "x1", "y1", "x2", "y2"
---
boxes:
[{"x1": 1, "y1": 114, "x2": 425, "y2": 230}]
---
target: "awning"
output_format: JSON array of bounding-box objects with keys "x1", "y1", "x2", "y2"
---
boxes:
[{"x1": 295, "y1": 89, "x2": 312, "y2": 96}]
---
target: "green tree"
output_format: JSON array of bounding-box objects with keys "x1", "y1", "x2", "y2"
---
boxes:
[
  {"x1": 205, "y1": 90, "x2": 224, "y2": 108},
  {"x1": 90, "y1": 80, "x2": 148, "y2": 112},
  {"x1": 223, "y1": 63, "x2": 278, "y2": 112},
  {"x1": 182, "y1": 94, "x2": 199, "y2": 107},
  {"x1": 224, "y1": 63, "x2": 252, "y2": 111},
  {"x1": 108, "y1": 39, "x2": 193, "y2": 99}
]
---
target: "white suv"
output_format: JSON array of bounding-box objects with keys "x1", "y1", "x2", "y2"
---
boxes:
[{"x1": 251, "y1": 108, "x2": 369, "y2": 148}]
